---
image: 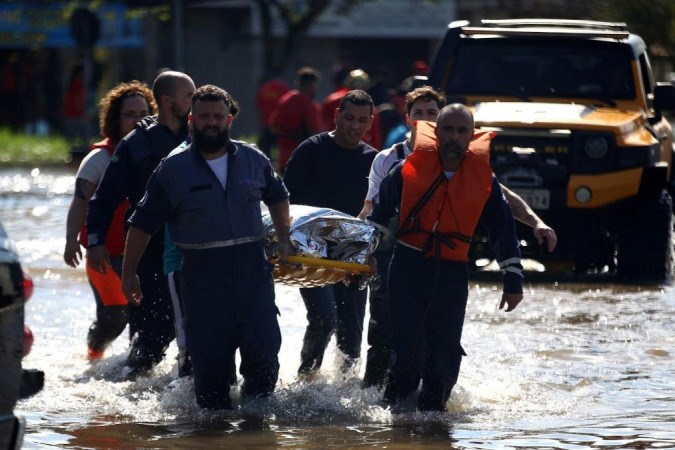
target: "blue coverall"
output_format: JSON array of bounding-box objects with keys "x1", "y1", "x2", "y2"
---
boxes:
[{"x1": 129, "y1": 140, "x2": 287, "y2": 409}]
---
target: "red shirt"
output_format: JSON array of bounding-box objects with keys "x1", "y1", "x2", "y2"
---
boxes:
[
  {"x1": 320, "y1": 88, "x2": 349, "y2": 131},
  {"x1": 269, "y1": 90, "x2": 321, "y2": 169},
  {"x1": 255, "y1": 78, "x2": 290, "y2": 127}
]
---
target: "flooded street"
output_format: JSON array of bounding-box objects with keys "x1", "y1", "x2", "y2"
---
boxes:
[{"x1": 2, "y1": 165, "x2": 674, "y2": 449}]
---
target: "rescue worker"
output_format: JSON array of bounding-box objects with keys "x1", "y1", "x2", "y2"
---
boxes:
[
  {"x1": 269, "y1": 66, "x2": 322, "y2": 171},
  {"x1": 283, "y1": 90, "x2": 378, "y2": 378},
  {"x1": 358, "y1": 87, "x2": 557, "y2": 389},
  {"x1": 121, "y1": 84, "x2": 293, "y2": 410},
  {"x1": 255, "y1": 70, "x2": 290, "y2": 158},
  {"x1": 86, "y1": 70, "x2": 195, "y2": 379},
  {"x1": 64, "y1": 80, "x2": 156, "y2": 361},
  {"x1": 367, "y1": 104, "x2": 524, "y2": 411}
]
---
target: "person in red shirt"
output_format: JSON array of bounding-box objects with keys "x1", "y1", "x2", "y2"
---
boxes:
[
  {"x1": 269, "y1": 67, "x2": 322, "y2": 171},
  {"x1": 255, "y1": 70, "x2": 290, "y2": 158}
]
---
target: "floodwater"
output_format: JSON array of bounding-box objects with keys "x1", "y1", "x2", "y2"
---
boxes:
[{"x1": 1, "y1": 165, "x2": 674, "y2": 449}]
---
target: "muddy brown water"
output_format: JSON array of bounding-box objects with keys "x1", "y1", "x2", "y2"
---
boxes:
[{"x1": 2, "y1": 166, "x2": 673, "y2": 449}]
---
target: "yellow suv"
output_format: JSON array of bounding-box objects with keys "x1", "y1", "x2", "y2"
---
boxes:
[{"x1": 429, "y1": 18, "x2": 675, "y2": 281}]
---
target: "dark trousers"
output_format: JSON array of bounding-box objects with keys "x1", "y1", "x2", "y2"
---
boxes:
[
  {"x1": 362, "y1": 249, "x2": 393, "y2": 388},
  {"x1": 129, "y1": 233, "x2": 176, "y2": 365},
  {"x1": 127, "y1": 233, "x2": 176, "y2": 367},
  {"x1": 87, "y1": 254, "x2": 128, "y2": 352},
  {"x1": 182, "y1": 242, "x2": 281, "y2": 410},
  {"x1": 298, "y1": 282, "x2": 367, "y2": 374},
  {"x1": 383, "y1": 245, "x2": 468, "y2": 411}
]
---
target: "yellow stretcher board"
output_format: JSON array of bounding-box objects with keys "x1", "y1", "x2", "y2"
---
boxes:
[{"x1": 272, "y1": 255, "x2": 374, "y2": 288}]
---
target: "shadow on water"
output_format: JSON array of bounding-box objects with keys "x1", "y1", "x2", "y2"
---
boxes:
[{"x1": 34, "y1": 366, "x2": 470, "y2": 449}]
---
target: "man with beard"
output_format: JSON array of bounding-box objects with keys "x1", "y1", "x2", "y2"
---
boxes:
[
  {"x1": 367, "y1": 104, "x2": 523, "y2": 411},
  {"x1": 121, "y1": 84, "x2": 293, "y2": 410},
  {"x1": 358, "y1": 86, "x2": 556, "y2": 390},
  {"x1": 86, "y1": 70, "x2": 195, "y2": 379}
]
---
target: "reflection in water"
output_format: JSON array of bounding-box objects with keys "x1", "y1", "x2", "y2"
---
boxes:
[{"x1": 2, "y1": 166, "x2": 675, "y2": 448}]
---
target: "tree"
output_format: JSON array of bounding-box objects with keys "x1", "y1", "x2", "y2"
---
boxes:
[
  {"x1": 590, "y1": 0, "x2": 675, "y2": 61},
  {"x1": 254, "y1": 0, "x2": 380, "y2": 74}
]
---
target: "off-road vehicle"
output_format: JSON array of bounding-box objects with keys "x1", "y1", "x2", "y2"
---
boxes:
[{"x1": 428, "y1": 18, "x2": 675, "y2": 280}]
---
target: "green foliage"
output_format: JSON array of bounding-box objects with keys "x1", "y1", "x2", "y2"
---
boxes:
[
  {"x1": 0, "y1": 128, "x2": 71, "y2": 164},
  {"x1": 590, "y1": 0, "x2": 675, "y2": 53}
]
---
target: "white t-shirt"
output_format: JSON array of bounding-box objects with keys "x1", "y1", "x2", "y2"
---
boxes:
[
  {"x1": 206, "y1": 154, "x2": 228, "y2": 189},
  {"x1": 76, "y1": 148, "x2": 110, "y2": 185},
  {"x1": 365, "y1": 140, "x2": 411, "y2": 201}
]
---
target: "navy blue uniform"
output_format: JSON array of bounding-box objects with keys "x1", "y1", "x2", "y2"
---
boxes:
[
  {"x1": 87, "y1": 116, "x2": 186, "y2": 371},
  {"x1": 283, "y1": 132, "x2": 377, "y2": 375},
  {"x1": 129, "y1": 140, "x2": 288, "y2": 409},
  {"x1": 368, "y1": 163, "x2": 523, "y2": 410}
]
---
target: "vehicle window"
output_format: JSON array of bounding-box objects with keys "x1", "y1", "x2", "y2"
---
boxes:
[
  {"x1": 445, "y1": 39, "x2": 636, "y2": 101},
  {"x1": 638, "y1": 53, "x2": 654, "y2": 97}
]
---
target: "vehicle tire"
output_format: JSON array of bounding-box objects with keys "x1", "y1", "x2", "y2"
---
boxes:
[{"x1": 616, "y1": 189, "x2": 673, "y2": 282}]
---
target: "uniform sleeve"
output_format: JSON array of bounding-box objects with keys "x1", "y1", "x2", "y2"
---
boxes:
[
  {"x1": 477, "y1": 176, "x2": 524, "y2": 294},
  {"x1": 127, "y1": 164, "x2": 172, "y2": 236},
  {"x1": 282, "y1": 140, "x2": 315, "y2": 205},
  {"x1": 366, "y1": 162, "x2": 403, "y2": 234},
  {"x1": 86, "y1": 141, "x2": 133, "y2": 247},
  {"x1": 262, "y1": 158, "x2": 289, "y2": 206}
]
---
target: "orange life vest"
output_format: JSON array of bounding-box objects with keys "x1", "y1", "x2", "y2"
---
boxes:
[
  {"x1": 398, "y1": 121, "x2": 494, "y2": 261},
  {"x1": 78, "y1": 138, "x2": 129, "y2": 256}
]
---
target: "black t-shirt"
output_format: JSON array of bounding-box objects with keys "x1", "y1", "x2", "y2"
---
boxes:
[{"x1": 283, "y1": 132, "x2": 377, "y2": 216}]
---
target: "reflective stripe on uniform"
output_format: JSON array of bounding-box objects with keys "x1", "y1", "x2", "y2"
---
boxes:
[{"x1": 175, "y1": 235, "x2": 263, "y2": 250}]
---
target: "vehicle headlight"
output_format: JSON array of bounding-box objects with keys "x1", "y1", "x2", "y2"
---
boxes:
[{"x1": 584, "y1": 136, "x2": 608, "y2": 159}]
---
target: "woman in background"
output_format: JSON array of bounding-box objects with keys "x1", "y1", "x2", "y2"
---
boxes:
[{"x1": 64, "y1": 80, "x2": 156, "y2": 360}]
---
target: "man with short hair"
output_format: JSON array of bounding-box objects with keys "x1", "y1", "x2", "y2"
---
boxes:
[
  {"x1": 359, "y1": 87, "x2": 557, "y2": 389},
  {"x1": 368, "y1": 104, "x2": 523, "y2": 411},
  {"x1": 358, "y1": 85, "x2": 447, "y2": 388},
  {"x1": 121, "y1": 84, "x2": 293, "y2": 410},
  {"x1": 283, "y1": 89, "x2": 378, "y2": 378},
  {"x1": 86, "y1": 70, "x2": 196, "y2": 378}
]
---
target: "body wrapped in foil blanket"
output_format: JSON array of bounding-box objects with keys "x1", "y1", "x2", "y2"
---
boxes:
[{"x1": 263, "y1": 204, "x2": 380, "y2": 287}]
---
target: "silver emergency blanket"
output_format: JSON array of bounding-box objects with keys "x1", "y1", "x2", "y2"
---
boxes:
[{"x1": 263, "y1": 204, "x2": 380, "y2": 264}]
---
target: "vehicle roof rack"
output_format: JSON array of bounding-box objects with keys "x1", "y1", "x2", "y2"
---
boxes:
[
  {"x1": 462, "y1": 26, "x2": 629, "y2": 40},
  {"x1": 480, "y1": 18, "x2": 628, "y2": 31}
]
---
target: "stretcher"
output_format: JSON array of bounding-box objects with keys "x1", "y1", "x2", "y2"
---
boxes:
[
  {"x1": 264, "y1": 205, "x2": 379, "y2": 287},
  {"x1": 273, "y1": 255, "x2": 374, "y2": 287}
]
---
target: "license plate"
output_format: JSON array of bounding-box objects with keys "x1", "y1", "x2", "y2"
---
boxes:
[{"x1": 512, "y1": 188, "x2": 550, "y2": 210}]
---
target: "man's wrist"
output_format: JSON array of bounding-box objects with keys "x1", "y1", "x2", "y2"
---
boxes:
[{"x1": 87, "y1": 233, "x2": 105, "y2": 247}]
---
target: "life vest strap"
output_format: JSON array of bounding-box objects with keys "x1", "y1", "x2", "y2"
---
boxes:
[
  {"x1": 397, "y1": 172, "x2": 445, "y2": 239},
  {"x1": 399, "y1": 227, "x2": 472, "y2": 259}
]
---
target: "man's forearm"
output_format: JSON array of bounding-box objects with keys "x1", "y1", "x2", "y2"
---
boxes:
[
  {"x1": 268, "y1": 199, "x2": 291, "y2": 242},
  {"x1": 357, "y1": 200, "x2": 373, "y2": 220},
  {"x1": 122, "y1": 226, "x2": 152, "y2": 276},
  {"x1": 502, "y1": 185, "x2": 542, "y2": 228}
]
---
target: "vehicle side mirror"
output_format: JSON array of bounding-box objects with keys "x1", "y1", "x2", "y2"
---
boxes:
[{"x1": 654, "y1": 82, "x2": 675, "y2": 111}]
